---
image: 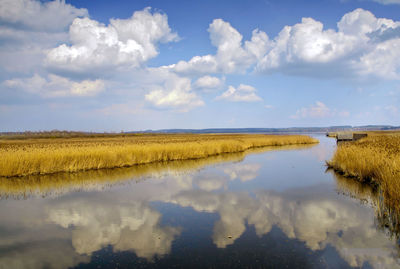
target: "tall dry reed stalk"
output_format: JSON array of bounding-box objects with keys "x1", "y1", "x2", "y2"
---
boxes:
[
  {"x1": 0, "y1": 144, "x2": 317, "y2": 199},
  {"x1": 327, "y1": 133, "x2": 400, "y2": 212},
  {"x1": 0, "y1": 134, "x2": 318, "y2": 177}
]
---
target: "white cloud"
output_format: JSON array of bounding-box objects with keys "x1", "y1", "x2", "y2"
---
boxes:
[
  {"x1": 256, "y1": 8, "x2": 400, "y2": 79},
  {"x1": 356, "y1": 38, "x2": 400, "y2": 79},
  {"x1": 0, "y1": 0, "x2": 87, "y2": 73},
  {"x1": 4, "y1": 74, "x2": 105, "y2": 97},
  {"x1": 170, "y1": 19, "x2": 270, "y2": 75},
  {"x1": 291, "y1": 101, "x2": 350, "y2": 119},
  {"x1": 291, "y1": 101, "x2": 332, "y2": 119},
  {"x1": 163, "y1": 8, "x2": 400, "y2": 81},
  {"x1": 70, "y1": 79, "x2": 105, "y2": 96},
  {"x1": 145, "y1": 69, "x2": 204, "y2": 112},
  {"x1": 370, "y1": 0, "x2": 400, "y2": 4},
  {"x1": 193, "y1": 75, "x2": 223, "y2": 90},
  {"x1": 0, "y1": 0, "x2": 88, "y2": 31},
  {"x1": 46, "y1": 7, "x2": 178, "y2": 74},
  {"x1": 216, "y1": 84, "x2": 262, "y2": 102}
]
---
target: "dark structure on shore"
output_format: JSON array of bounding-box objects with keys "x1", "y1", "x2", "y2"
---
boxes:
[{"x1": 327, "y1": 132, "x2": 368, "y2": 142}]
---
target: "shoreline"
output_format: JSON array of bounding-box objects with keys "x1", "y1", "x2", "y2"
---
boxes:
[{"x1": 327, "y1": 132, "x2": 400, "y2": 213}]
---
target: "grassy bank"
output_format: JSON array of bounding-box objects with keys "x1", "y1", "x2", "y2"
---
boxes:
[
  {"x1": 327, "y1": 132, "x2": 400, "y2": 212},
  {"x1": 0, "y1": 144, "x2": 316, "y2": 199},
  {"x1": 0, "y1": 133, "x2": 318, "y2": 177}
]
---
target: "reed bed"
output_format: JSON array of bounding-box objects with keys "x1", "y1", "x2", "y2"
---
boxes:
[
  {"x1": 0, "y1": 144, "x2": 317, "y2": 199},
  {"x1": 0, "y1": 134, "x2": 318, "y2": 177},
  {"x1": 327, "y1": 132, "x2": 400, "y2": 212}
]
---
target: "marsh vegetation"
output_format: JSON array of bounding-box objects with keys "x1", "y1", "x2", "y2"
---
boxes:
[
  {"x1": 0, "y1": 133, "x2": 318, "y2": 177},
  {"x1": 327, "y1": 131, "x2": 400, "y2": 213},
  {"x1": 0, "y1": 144, "x2": 317, "y2": 199}
]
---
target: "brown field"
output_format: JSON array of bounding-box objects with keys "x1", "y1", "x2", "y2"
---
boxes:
[
  {"x1": 0, "y1": 133, "x2": 318, "y2": 177},
  {"x1": 327, "y1": 131, "x2": 400, "y2": 212}
]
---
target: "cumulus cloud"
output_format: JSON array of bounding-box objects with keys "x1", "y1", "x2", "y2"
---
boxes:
[
  {"x1": 356, "y1": 38, "x2": 400, "y2": 79},
  {"x1": 170, "y1": 20, "x2": 270, "y2": 75},
  {"x1": 291, "y1": 101, "x2": 332, "y2": 119},
  {"x1": 256, "y1": 8, "x2": 400, "y2": 79},
  {"x1": 0, "y1": 0, "x2": 88, "y2": 31},
  {"x1": 193, "y1": 75, "x2": 224, "y2": 90},
  {"x1": 144, "y1": 69, "x2": 204, "y2": 112},
  {"x1": 163, "y1": 8, "x2": 400, "y2": 80},
  {"x1": 216, "y1": 84, "x2": 262, "y2": 102},
  {"x1": 158, "y1": 8, "x2": 400, "y2": 81},
  {"x1": 291, "y1": 101, "x2": 350, "y2": 119},
  {"x1": 4, "y1": 74, "x2": 105, "y2": 97},
  {"x1": 0, "y1": 0, "x2": 87, "y2": 73},
  {"x1": 46, "y1": 7, "x2": 178, "y2": 74}
]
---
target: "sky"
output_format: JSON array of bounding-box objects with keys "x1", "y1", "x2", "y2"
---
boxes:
[{"x1": 1, "y1": 0, "x2": 400, "y2": 131}]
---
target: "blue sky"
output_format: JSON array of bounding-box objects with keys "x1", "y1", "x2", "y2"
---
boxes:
[{"x1": 1, "y1": 0, "x2": 400, "y2": 131}]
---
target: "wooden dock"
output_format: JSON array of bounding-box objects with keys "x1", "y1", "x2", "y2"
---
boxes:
[{"x1": 326, "y1": 132, "x2": 367, "y2": 142}]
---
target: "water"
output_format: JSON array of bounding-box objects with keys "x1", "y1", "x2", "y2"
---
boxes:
[{"x1": 0, "y1": 135, "x2": 399, "y2": 268}]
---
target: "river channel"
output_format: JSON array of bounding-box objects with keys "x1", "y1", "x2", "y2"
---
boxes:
[{"x1": 0, "y1": 135, "x2": 399, "y2": 268}]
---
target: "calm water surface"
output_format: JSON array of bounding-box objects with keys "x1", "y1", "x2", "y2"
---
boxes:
[{"x1": 0, "y1": 135, "x2": 399, "y2": 268}]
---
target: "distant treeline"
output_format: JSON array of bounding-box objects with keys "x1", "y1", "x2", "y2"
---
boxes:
[
  {"x1": 0, "y1": 130, "x2": 145, "y2": 140},
  {"x1": 1, "y1": 125, "x2": 399, "y2": 139},
  {"x1": 136, "y1": 125, "x2": 400, "y2": 134}
]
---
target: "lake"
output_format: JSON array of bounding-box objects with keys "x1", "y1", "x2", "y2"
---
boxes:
[{"x1": 0, "y1": 135, "x2": 399, "y2": 268}]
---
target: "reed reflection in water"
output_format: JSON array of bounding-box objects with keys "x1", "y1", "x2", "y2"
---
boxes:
[
  {"x1": 0, "y1": 144, "x2": 314, "y2": 199},
  {"x1": 331, "y1": 169, "x2": 400, "y2": 243}
]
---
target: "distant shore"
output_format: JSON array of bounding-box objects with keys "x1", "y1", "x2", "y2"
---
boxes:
[{"x1": 0, "y1": 133, "x2": 318, "y2": 177}]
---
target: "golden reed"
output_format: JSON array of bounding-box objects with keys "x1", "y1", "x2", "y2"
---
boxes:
[
  {"x1": 0, "y1": 133, "x2": 318, "y2": 177},
  {"x1": 327, "y1": 132, "x2": 400, "y2": 212},
  {"x1": 0, "y1": 144, "x2": 317, "y2": 199}
]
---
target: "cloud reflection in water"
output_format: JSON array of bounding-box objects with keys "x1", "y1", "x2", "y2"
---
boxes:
[{"x1": 0, "y1": 140, "x2": 399, "y2": 268}]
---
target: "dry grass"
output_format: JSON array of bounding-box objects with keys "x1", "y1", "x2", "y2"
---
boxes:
[
  {"x1": 0, "y1": 144, "x2": 317, "y2": 199},
  {"x1": 0, "y1": 133, "x2": 318, "y2": 177},
  {"x1": 327, "y1": 131, "x2": 400, "y2": 212}
]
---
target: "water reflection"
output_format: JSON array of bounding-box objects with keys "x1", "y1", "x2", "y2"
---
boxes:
[
  {"x1": 331, "y1": 169, "x2": 400, "y2": 242},
  {"x1": 165, "y1": 187, "x2": 400, "y2": 268},
  {"x1": 47, "y1": 197, "x2": 180, "y2": 259},
  {"x1": 0, "y1": 137, "x2": 399, "y2": 268},
  {"x1": 0, "y1": 200, "x2": 90, "y2": 268},
  {"x1": 223, "y1": 163, "x2": 261, "y2": 182}
]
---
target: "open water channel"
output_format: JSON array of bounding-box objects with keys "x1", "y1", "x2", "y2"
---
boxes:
[{"x1": 0, "y1": 135, "x2": 399, "y2": 268}]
